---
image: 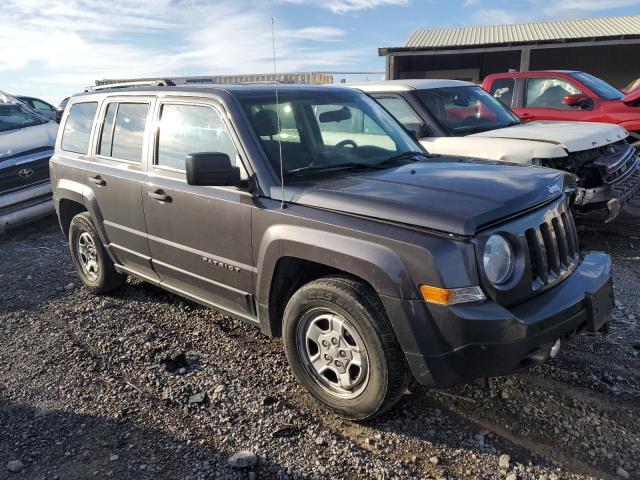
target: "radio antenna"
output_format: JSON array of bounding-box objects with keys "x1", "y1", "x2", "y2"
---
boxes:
[{"x1": 271, "y1": 17, "x2": 286, "y2": 209}]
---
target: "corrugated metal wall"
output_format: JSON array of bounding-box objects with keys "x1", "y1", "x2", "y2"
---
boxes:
[{"x1": 392, "y1": 44, "x2": 640, "y2": 88}]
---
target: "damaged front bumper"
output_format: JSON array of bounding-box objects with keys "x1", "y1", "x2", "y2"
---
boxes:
[{"x1": 573, "y1": 144, "x2": 640, "y2": 222}]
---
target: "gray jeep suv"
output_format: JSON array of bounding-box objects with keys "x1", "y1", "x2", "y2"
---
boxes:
[{"x1": 50, "y1": 85, "x2": 614, "y2": 419}]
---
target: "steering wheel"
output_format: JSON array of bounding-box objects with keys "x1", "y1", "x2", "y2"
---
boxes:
[{"x1": 335, "y1": 139, "x2": 358, "y2": 149}]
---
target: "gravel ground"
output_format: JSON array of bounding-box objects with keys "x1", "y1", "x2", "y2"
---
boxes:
[{"x1": 0, "y1": 209, "x2": 638, "y2": 480}]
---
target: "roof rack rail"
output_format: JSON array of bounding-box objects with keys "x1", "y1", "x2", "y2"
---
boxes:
[{"x1": 85, "y1": 79, "x2": 176, "y2": 92}]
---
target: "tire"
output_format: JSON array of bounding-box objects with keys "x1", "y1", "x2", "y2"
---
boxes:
[
  {"x1": 282, "y1": 276, "x2": 411, "y2": 420},
  {"x1": 68, "y1": 212, "x2": 126, "y2": 294}
]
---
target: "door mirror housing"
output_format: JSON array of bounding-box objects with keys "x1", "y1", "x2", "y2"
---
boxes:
[
  {"x1": 185, "y1": 152, "x2": 243, "y2": 187},
  {"x1": 405, "y1": 123, "x2": 430, "y2": 140},
  {"x1": 563, "y1": 94, "x2": 593, "y2": 110}
]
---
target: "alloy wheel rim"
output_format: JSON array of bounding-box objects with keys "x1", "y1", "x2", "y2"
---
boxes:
[
  {"x1": 296, "y1": 309, "x2": 370, "y2": 399},
  {"x1": 77, "y1": 232, "x2": 99, "y2": 281}
]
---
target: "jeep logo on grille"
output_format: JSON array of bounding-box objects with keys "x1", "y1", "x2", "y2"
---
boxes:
[
  {"x1": 547, "y1": 184, "x2": 562, "y2": 195},
  {"x1": 18, "y1": 168, "x2": 34, "y2": 179}
]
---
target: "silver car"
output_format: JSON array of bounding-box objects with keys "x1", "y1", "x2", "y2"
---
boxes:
[{"x1": 0, "y1": 91, "x2": 58, "y2": 232}]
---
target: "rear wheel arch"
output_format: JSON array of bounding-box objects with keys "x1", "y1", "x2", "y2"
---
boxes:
[{"x1": 58, "y1": 199, "x2": 86, "y2": 240}]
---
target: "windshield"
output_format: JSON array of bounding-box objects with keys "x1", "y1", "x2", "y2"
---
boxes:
[
  {"x1": 414, "y1": 86, "x2": 521, "y2": 136},
  {"x1": 0, "y1": 103, "x2": 48, "y2": 133},
  {"x1": 241, "y1": 91, "x2": 421, "y2": 178},
  {"x1": 570, "y1": 72, "x2": 623, "y2": 100}
]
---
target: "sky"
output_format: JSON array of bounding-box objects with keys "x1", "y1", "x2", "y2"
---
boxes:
[{"x1": 2, "y1": 0, "x2": 640, "y2": 104}]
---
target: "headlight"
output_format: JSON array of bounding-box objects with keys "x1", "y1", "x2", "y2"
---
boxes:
[{"x1": 483, "y1": 235, "x2": 514, "y2": 285}]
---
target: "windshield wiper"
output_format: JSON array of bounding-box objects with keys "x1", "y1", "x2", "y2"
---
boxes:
[
  {"x1": 284, "y1": 152, "x2": 427, "y2": 177},
  {"x1": 377, "y1": 151, "x2": 426, "y2": 165},
  {"x1": 284, "y1": 162, "x2": 384, "y2": 177}
]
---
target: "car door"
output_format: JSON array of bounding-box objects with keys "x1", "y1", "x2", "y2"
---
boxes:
[
  {"x1": 513, "y1": 76, "x2": 591, "y2": 122},
  {"x1": 84, "y1": 97, "x2": 158, "y2": 282},
  {"x1": 142, "y1": 99, "x2": 255, "y2": 320}
]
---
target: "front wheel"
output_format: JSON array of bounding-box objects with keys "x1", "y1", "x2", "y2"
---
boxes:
[{"x1": 283, "y1": 276, "x2": 410, "y2": 420}]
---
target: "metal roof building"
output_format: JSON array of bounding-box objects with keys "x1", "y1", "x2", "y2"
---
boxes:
[{"x1": 379, "y1": 16, "x2": 640, "y2": 88}]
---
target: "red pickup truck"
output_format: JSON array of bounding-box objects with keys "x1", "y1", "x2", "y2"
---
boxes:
[{"x1": 482, "y1": 71, "x2": 640, "y2": 145}]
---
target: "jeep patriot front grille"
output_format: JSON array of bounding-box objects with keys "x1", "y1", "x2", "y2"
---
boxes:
[{"x1": 525, "y1": 210, "x2": 579, "y2": 290}]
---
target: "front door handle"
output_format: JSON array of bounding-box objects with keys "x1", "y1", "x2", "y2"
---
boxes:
[
  {"x1": 147, "y1": 189, "x2": 172, "y2": 203},
  {"x1": 88, "y1": 175, "x2": 106, "y2": 186}
]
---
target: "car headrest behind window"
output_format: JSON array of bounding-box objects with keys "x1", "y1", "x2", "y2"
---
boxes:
[{"x1": 253, "y1": 109, "x2": 279, "y2": 137}]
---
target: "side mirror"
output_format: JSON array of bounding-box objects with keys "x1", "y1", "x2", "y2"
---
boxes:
[
  {"x1": 563, "y1": 94, "x2": 593, "y2": 109},
  {"x1": 405, "y1": 124, "x2": 426, "y2": 141},
  {"x1": 406, "y1": 123, "x2": 431, "y2": 140},
  {"x1": 185, "y1": 152, "x2": 243, "y2": 187}
]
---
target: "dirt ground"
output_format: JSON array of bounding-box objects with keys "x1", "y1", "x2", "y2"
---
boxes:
[{"x1": 0, "y1": 209, "x2": 638, "y2": 480}]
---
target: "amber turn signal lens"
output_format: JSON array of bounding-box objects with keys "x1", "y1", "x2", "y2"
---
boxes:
[{"x1": 420, "y1": 285, "x2": 486, "y2": 305}]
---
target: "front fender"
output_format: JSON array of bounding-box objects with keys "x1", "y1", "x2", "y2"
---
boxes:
[{"x1": 255, "y1": 224, "x2": 416, "y2": 307}]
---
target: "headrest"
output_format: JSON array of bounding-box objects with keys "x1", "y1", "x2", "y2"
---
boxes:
[{"x1": 252, "y1": 109, "x2": 279, "y2": 137}]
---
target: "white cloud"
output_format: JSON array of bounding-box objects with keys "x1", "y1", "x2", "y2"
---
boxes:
[
  {"x1": 281, "y1": 0, "x2": 410, "y2": 14},
  {"x1": 0, "y1": 0, "x2": 365, "y2": 102},
  {"x1": 465, "y1": 0, "x2": 640, "y2": 26},
  {"x1": 468, "y1": 8, "x2": 518, "y2": 25},
  {"x1": 540, "y1": 0, "x2": 640, "y2": 16}
]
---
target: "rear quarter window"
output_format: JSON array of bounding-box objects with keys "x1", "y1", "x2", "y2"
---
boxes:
[{"x1": 61, "y1": 102, "x2": 98, "y2": 154}]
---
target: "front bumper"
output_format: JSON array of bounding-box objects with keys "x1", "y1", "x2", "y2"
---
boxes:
[
  {"x1": 573, "y1": 149, "x2": 640, "y2": 222},
  {"x1": 382, "y1": 252, "x2": 613, "y2": 388},
  {"x1": 0, "y1": 182, "x2": 54, "y2": 233}
]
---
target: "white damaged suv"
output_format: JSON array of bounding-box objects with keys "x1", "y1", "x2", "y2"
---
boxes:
[
  {"x1": 351, "y1": 80, "x2": 639, "y2": 221},
  {"x1": 0, "y1": 90, "x2": 58, "y2": 232}
]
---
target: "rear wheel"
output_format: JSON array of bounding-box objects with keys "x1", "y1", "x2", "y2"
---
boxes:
[
  {"x1": 283, "y1": 276, "x2": 410, "y2": 420},
  {"x1": 68, "y1": 212, "x2": 126, "y2": 294}
]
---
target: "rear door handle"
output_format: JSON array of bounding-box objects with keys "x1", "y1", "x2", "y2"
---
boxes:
[
  {"x1": 88, "y1": 175, "x2": 106, "y2": 186},
  {"x1": 146, "y1": 189, "x2": 172, "y2": 203}
]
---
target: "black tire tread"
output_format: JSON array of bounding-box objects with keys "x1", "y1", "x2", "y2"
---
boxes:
[
  {"x1": 69, "y1": 212, "x2": 126, "y2": 294},
  {"x1": 286, "y1": 275, "x2": 411, "y2": 420}
]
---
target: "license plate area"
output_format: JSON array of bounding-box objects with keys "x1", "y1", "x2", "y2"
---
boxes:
[{"x1": 586, "y1": 278, "x2": 614, "y2": 332}]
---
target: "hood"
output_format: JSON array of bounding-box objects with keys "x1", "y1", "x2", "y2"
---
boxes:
[
  {"x1": 0, "y1": 121, "x2": 58, "y2": 159},
  {"x1": 421, "y1": 136, "x2": 567, "y2": 164},
  {"x1": 472, "y1": 121, "x2": 628, "y2": 152},
  {"x1": 622, "y1": 89, "x2": 640, "y2": 105},
  {"x1": 274, "y1": 160, "x2": 568, "y2": 236}
]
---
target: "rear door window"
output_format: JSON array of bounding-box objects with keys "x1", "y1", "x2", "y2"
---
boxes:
[
  {"x1": 525, "y1": 78, "x2": 581, "y2": 109},
  {"x1": 489, "y1": 78, "x2": 515, "y2": 107},
  {"x1": 98, "y1": 103, "x2": 117, "y2": 157},
  {"x1": 61, "y1": 102, "x2": 98, "y2": 154},
  {"x1": 98, "y1": 102, "x2": 149, "y2": 162}
]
